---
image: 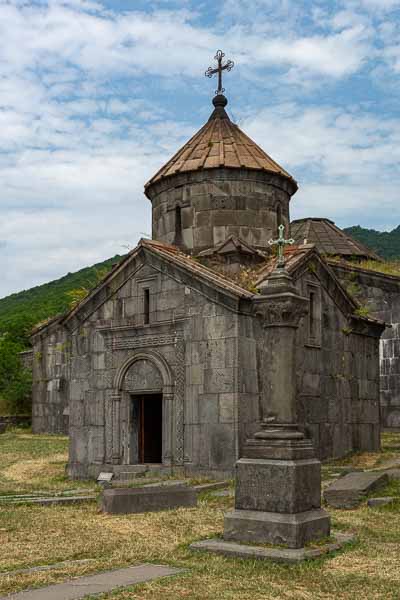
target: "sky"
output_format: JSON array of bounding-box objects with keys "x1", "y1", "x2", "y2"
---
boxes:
[{"x1": 1, "y1": 0, "x2": 400, "y2": 298}]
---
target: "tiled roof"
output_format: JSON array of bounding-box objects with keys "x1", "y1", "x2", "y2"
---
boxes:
[
  {"x1": 291, "y1": 218, "x2": 381, "y2": 261},
  {"x1": 141, "y1": 238, "x2": 254, "y2": 298},
  {"x1": 145, "y1": 95, "x2": 296, "y2": 190},
  {"x1": 255, "y1": 244, "x2": 315, "y2": 284}
]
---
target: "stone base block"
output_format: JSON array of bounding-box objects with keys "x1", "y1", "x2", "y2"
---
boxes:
[
  {"x1": 235, "y1": 458, "x2": 322, "y2": 513},
  {"x1": 101, "y1": 485, "x2": 197, "y2": 514},
  {"x1": 190, "y1": 531, "x2": 354, "y2": 564},
  {"x1": 224, "y1": 508, "x2": 331, "y2": 549}
]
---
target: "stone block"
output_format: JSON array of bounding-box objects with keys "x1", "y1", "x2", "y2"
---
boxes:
[
  {"x1": 224, "y1": 508, "x2": 331, "y2": 549},
  {"x1": 367, "y1": 497, "x2": 395, "y2": 508},
  {"x1": 204, "y1": 368, "x2": 235, "y2": 393},
  {"x1": 209, "y1": 424, "x2": 235, "y2": 469},
  {"x1": 324, "y1": 472, "x2": 389, "y2": 508},
  {"x1": 191, "y1": 531, "x2": 354, "y2": 563},
  {"x1": 219, "y1": 393, "x2": 235, "y2": 423},
  {"x1": 198, "y1": 394, "x2": 219, "y2": 424},
  {"x1": 235, "y1": 458, "x2": 322, "y2": 514},
  {"x1": 101, "y1": 485, "x2": 197, "y2": 514},
  {"x1": 386, "y1": 468, "x2": 400, "y2": 480}
]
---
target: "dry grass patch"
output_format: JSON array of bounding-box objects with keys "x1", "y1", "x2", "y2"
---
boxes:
[
  {"x1": 3, "y1": 453, "x2": 67, "y2": 485},
  {"x1": 1, "y1": 431, "x2": 400, "y2": 599}
]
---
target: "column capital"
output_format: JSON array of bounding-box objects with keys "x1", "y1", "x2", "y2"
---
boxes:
[{"x1": 254, "y1": 268, "x2": 308, "y2": 328}]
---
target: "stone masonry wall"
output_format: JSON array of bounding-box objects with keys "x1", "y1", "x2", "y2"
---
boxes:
[
  {"x1": 146, "y1": 169, "x2": 293, "y2": 254},
  {"x1": 31, "y1": 325, "x2": 69, "y2": 434},
  {"x1": 66, "y1": 256, "x2": 242, "y2": 480},
  {"x1": 331, "y1": 263, "x2": 400, "y2": 429}
]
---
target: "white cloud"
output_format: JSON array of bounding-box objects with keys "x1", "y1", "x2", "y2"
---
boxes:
[
  {"x1": 0, "y1": 0, "x2": 399, "y2": 297},
  {"x1": 242, "y1": 103, "x2": 400, "y2": 226}
]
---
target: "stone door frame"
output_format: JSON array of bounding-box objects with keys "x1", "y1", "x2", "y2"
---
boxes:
[{"x1": 112, "y1": 349, "x2": 179, "y2": 467}]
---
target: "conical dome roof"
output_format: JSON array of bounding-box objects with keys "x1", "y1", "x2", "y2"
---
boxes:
[{"x1": 145, "y1": 95, "x2": 297, "y2": 192}]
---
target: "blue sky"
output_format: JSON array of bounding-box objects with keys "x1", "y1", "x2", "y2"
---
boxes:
[{"x1": 1, "y1": 0, "x2": 400, "y2": 298}]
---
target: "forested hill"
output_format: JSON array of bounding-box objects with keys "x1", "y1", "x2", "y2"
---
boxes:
[
  {"x1": 0, "y1": 254, "x2": 124, "y2": 340},
  {"x1": 1, "y1": 224, "x2": 399, "y2": 341},
  {"x1": 343, "y1": 225, "x2": 400, "y2": 260}
]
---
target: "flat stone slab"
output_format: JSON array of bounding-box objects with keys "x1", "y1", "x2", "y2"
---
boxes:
[
  {"x1": 0, "y1": 496, "x2": 96, "y2": 506},
  {"x1": 101, "y1": 485, "x2": 197, "y2": 514},
  {"x1": 0, "y1": 564, "x2": 183, "y2": 600},
  {"x1": 367, "y1": 497, "x2": 396, "y2": 508},
  {"x1": 324, "y1": 472, "x2": 389, "y2": 508},
  {"x1": 385, "y1": 468, "x2": 400, "y2": 480},
  {"x1": 192, "y1": 481, "x2": 230, "y2": 493},
  {"x1": 190, "y1": 532, "x2": 355, "y2": 564}
]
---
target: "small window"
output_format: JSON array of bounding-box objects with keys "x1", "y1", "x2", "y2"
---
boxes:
[
  {"x1": 276, "y1": 204, "x2": 282, "y2": 234},
  {"x1": 143, "y1": 288, "x2": 150, "y2": 325},
  {"x1": 309, "y1": 291, "x2": 316, "y2": 339},
  {"x1": 175, "y1": 206, "x2": 182, "y2": 243},
  {"x1": 306, "y1": 284, "x2": 321, "y2": 346}
]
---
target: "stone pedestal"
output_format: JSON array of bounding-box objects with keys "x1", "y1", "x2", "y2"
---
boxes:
[
  {"x1": 191, "y1": 266, "x2": 335, "y2": 560},
  {"x1": 223, "y1": 432, "x2": 330, "y2": 549},
  {"x1": 225, "y1": 268, "x2": 330, "y2": 549}
]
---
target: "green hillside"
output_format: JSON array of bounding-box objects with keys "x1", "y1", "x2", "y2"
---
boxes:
[
  {"x1": 343, "y1": 225, "x2": 400, "y2": 260},
  {"x1": 0, "y1": 254, "x2": 124, "y2": 341}
]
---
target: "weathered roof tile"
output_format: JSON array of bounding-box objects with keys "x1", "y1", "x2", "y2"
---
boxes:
[{"x1": 145, "y1": 95, "x2": 296, "y2": 190}]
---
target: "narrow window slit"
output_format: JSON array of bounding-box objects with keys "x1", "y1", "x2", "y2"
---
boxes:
[
  {"x1": 175, "y1": 206, "x2": 182, "y2": 242},
  {"x1": 144, "y1": 288, "x2": 150, "y2": 325},
  {"x1": 309, "y1": 291, "x2": 315, "y2": 339}
]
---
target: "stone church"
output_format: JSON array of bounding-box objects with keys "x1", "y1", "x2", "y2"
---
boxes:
[
  {"x1": 290, "y1": 218, "x2": 400, "y2": 429},
  {"x1": 30, "y1": 67, "x2": 386, "y2": 479}
]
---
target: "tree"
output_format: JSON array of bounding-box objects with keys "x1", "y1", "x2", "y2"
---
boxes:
[{"x1": 0, "y1": 335, "x2": 32, "y2": 414}]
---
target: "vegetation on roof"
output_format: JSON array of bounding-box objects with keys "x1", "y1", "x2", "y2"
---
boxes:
[{"x1": 329, "y1": 257, "x2": 400, "y2": 278}]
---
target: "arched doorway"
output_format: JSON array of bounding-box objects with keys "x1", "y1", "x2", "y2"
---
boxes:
[{"x1": 114, "y1": 351, "x2": 175, "y2": 467}]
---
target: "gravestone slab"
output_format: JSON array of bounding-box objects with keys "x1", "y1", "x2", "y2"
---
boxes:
[
  {"x1": 0, "y1": 564, "x2": 183, "y2": 600},
  {"x1": 101, "y1": 485, "x2": 197, "y2": 514},
  {"x1": 97, "y1": 472, "x2": 113, "y2": 484},
  {"x1": 324, "y1": 472, "x2": 389, "y2": 508},
  {"x1": 367, "y1": 497, "x2": 396, "y2": 508},
  {"x1": 386, "y1": 468, "x2": 400, "y2": 480}
]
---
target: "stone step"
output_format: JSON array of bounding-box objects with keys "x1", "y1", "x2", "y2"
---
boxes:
[{"x1": 324, "y1": 472, "x2": 389, "y2": 508}]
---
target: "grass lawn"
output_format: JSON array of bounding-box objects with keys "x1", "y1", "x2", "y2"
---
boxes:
[{"x1": 0, "y1": 430, "x2": 399, "y2": 599}]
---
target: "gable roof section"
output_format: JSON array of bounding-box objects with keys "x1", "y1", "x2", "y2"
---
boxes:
[
  {"x1": 32, "y1": 239, "x2": 384, "y2": 339},
  {"x1": 256, "y1": 244, "x2": 384, "y2": 330},
  {"x1": 56, "y1": 239, "x2": 254, "y2": 332},
  {"x1": 291, "y1": 218, "x2": 381, "y2": 261}
]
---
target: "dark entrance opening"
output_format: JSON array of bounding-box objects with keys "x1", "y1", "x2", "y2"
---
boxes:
[{"x1": 131, "y1": 394, "x2": 162, "y2": 464}]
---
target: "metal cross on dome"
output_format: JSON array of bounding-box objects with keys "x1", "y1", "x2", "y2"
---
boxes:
[
  {"x1": 205, "y1": 50, "x2": 234, "y2": 95},
  {"x1": 269, "y1": 224, "x2": 294, "y2": 268}
]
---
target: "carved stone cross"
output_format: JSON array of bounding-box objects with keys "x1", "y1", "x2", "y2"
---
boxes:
[
  {"x1": 205, "y1": 50, "x2": 234, "y2": 95},
  {"x1": 268, "y1": 224, "x2": 294, "y2": 268}
]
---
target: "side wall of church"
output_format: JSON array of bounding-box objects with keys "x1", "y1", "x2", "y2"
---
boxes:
[
  {"x1": 147, "y1": 169, "x2": 292, "y2": 254},
  {"x1": 238, "y1": 266, "x2": 381, "y2": 461},
  {"x1": 294, "y1": 269, "x2": 380, "y2": 459},
  {"x1": 331, "y1": 263, "x2": 400, "y2": 429},
  {"x1": 31, "y1": 325, "x2": 69, "y2": 435}
]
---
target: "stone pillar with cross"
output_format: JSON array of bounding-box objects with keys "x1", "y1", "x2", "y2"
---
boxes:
[
  {"x1": 224, "y1": 258, "x2": 331, "y2": 551},
  {"x1": 269, "y1": 224, "x2": 294, "y2": 268}
]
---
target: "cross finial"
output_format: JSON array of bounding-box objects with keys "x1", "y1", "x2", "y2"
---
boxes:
[
  {"x1": 205, "y1": 50, "x2": 234, "y2": 95},
  {"x1": 268, "y1": 224, "x2": 294, "y2": 268}
]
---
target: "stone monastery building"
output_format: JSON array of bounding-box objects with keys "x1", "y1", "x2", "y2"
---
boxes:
[{"x1": 30, "y1": 67, "x2": 387, "y2": 479}]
